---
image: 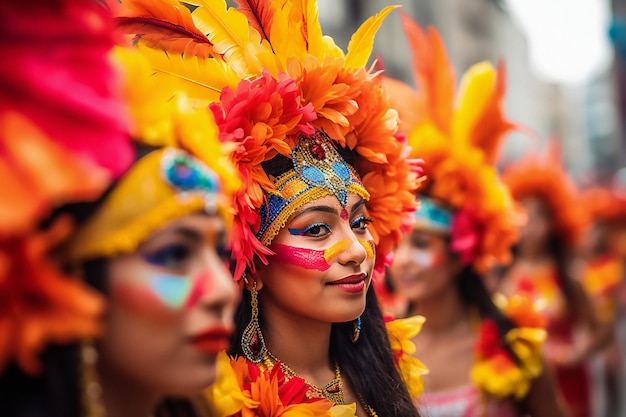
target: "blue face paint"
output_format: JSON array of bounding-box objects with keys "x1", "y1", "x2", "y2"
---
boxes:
[
  {"x1": 150, "y1": 273, "x2": 193, "y2": 309},
  {"x1": 287, "y1": 222, "x2": 331, "y2": 236}
]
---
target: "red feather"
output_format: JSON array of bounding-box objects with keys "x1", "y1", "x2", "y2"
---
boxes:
[
  {"x1": 114, "y1": 0, "x2": 218, "y2": 58},
  {"x1": 234, "y1": 0, "x2": 274, "y2": 42}
]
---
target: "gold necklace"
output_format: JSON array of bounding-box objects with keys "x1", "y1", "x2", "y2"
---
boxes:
[{"x1": 263, "y1": 350, "x2": 345, "y2": 404}]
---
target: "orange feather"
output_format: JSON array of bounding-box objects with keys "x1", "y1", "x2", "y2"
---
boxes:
[
  {"x1": 115, "y1": 0, "x2": 217, "y2": 58},
  {"x1": 469, "y1": 60, "x2": 517, "y2": 164},
  {"x1": 399, "y1": 11, "x2": 455, "y2": 135},
  {"x1": 234, "y1": 0, "x2": 275, "y2": 42}
]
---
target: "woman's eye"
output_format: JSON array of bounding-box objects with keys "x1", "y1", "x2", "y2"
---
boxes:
[
  {"x1": 351, "y1": 216, "x2": 372, "y2": 231},
  {"x1": 411, "y1": 238, "x2": 429, "y2": 249},
  {"x1": 143, "y1": 244, "x2": 192, "y2": 269},
  {"x1": 304, "y1": 223, "x2": 331, "y2": 237}
]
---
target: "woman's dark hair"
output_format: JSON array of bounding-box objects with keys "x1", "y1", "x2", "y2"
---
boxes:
[
  {"x1": 546, "y1": 232, "x2": 577, "y2": 314},
  {"x1": 230, "y1": 286, "x2": 421, "y2": 417},
  {"x1": 0, "y1": 144, "x2": 206, "y2": 417},
  {"x1": 231, "y1": 147, "x2": 421, "y2": 417}
]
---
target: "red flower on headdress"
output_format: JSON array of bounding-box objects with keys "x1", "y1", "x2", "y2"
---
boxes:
[
  {"x1": 451, "y1": 207, "x2": 485, "y2": 266},
  {"x1": 210, "y1": 71, "x2": 316, "y2": 278}
]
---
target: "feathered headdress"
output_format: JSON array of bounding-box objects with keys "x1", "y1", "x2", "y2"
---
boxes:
[
  {"x1": 382, "y1": 13, "x2": 521, "y2": 272},
  {"x1": 580, "y1": 186, "x2": 626, "y2": 227},
  {"x1": 503, "y1": 141, "x2": 588, "y2": 249},
  {"x1": 0, "y1": 1, "x2": 240, "y2": 374},
  {"x1": 0, "y1": 0, "x2": 132, "y2": 374},
  {"x1": 114, "y1": 0, "x2": 423, "y2": 280}
]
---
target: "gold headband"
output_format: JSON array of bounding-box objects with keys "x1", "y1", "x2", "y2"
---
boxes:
[{"x1": 66, "y1": 147, "x2": 228, "y2": 261}]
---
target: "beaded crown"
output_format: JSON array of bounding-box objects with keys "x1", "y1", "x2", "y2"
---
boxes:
[
  {"x1": 383, "y1": 14, "x2": 522, "y2": 272},
  {"x1": 114, "y1": 0, "x2": 424, "y2": 280}
]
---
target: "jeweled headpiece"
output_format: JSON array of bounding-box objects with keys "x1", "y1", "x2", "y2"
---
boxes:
[
  {"x1": 115, "y1": 0, "x2": 424, "y2": 280},
  {"x1": 257, "y1": 131, "x2": 370, "y2": 246},
  {"x1": 383, "y1": 14, "x2": 522, "y2": 272}
]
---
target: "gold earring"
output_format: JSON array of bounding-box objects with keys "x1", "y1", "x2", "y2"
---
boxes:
[
  {"x1": 241, "y1": 281, "x2": 266, "y2": 363},
  {"x1": 80, "y1": 339, "x2": 106, "y2": 417}
]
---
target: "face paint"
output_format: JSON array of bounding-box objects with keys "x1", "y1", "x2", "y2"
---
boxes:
[
  {"x1": 287, "y1": 222, "x2": 329, "y2": 236},
  {"x1": 269, "y1": 243, "x2": 330, "y2": 271},
  {"x1": 112, "y1": 271, "x2": 210, "y2": 316},
  {"x1": 358, "y1": 239, "x2": 375, "y2": 259},
  {"x1": 323, "y1": 239, "x2": 351, "y2": 263},
  {"x1": 340, "y1": 208, "x2": 349, "y2": 221},
  {"x1": 411, "y1": 249, "x2": 444, "y2": 269}
]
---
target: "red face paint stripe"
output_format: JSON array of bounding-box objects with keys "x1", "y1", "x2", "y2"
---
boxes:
[{"x1": 269, "y1": 243, "x2": 331, "y2": 271}]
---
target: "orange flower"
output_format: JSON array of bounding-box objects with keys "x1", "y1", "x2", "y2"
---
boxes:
[{"x1": 0, "y1": 216, "x2": 104, "y2": 374}]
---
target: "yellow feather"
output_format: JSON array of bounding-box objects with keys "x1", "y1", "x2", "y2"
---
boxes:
[
  {"x1": 190, "y1": 0, "x2": 256, "y2": 77},
  {"x1": 268, "y1": 0, "x2": 307, "y2": 64},
  {"x1": 452, "y1": 61, "x2": 496, "y2": 146},
  {"x1": 344, "y1": 5, "x2": 398, "y2": 69},
  {"x1": 137, "y1": 44, "x2": 240, "y2": 105},
  {"x1": 303, "y1": 0, "x2": 324, "y2": 58}
]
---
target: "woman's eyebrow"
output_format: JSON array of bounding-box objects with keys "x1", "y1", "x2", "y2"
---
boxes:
[
  {"x1": 291, "y1": 205, "x2": 337, "y2": 221},
  {"x1": 351, "y1": 199, "x2": 366, "y2": 212}
]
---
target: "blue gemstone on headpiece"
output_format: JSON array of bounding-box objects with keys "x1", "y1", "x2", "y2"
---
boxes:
[
  {"x1": 332, "y1": 162, "x2": 351, "y2": 181},
  {"x1": 160, "y1": 149, "x2": 221, "y2": 213},
  {"x1": 302, "y1": 166, "x2": 325, "y2": 185}
]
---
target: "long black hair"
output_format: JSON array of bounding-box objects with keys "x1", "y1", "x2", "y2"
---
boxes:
[
  {"x1": 229, "y1": 149, "x2": 421, "y2": 417},
  {"x1": 0, "y1": 145, "x2": 207, "y2": 417},
  {"x1": 230, "y1": 286, "x2": 421, "y2": 417}
]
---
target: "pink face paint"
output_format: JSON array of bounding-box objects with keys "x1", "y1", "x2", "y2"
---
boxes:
[
  {"x1": 358, "y1": 239, "x2": 375, "y2": 259},
  {"x1": 269, "y1": 243, "x2": 331, "y2": 271},
  {"x1": 340, "y1": 208, "x2": 349, "y2": 221},
  {"x1": 184, "y1": 271, "x2": 211, "y2": 308}
]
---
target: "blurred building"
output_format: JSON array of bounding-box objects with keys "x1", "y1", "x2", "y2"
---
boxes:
[{"x1": 318, "y1": 0, "x2": 619, "y2": 176}]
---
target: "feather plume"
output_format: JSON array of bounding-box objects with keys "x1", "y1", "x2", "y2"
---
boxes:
[
  {"x1": 399, "y1": 12, "x2": 455, "y2": 134},
  {"x1": 115, "y1": 0, "x2": 216, "y2": 58},
  {"x1": 344, "y1": 5, "x2": 397, "y2": 69},
  {"x1": 190, "y1": 0, "x2": 255, "y2": 76},
  {"x1": 468, "y1": 61, "x2": 517, "y2": 164},
  {"x1": 137, "y1": 44, "x2": 239, "y2": 104},
  {"x1": 267, "y1": 0, "x2": 307, "y2": 63},
  {"x1": 235, "y1": 0, "x2": 274, "y2": 43}
]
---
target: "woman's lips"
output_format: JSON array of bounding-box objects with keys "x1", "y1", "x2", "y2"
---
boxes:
[
  {"x1": 189, "y1": 326, "x2": 232, "y2": 354},
  {"x1": 327, "y1": 273, "x2": 367, "y2": 293}
]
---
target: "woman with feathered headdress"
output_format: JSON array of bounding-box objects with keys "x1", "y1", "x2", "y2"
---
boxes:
[
  {"x1": 113, "y1": 1, "x2": 427, "y2": 416},
  {"x1": 382, "y1": 13, "x2": 566, "y2": 417},
  {"x1": 0, "y1": 2, "x2": 241, "y2": 416}
]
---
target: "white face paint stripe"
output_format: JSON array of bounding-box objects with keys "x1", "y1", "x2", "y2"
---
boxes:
[{"x1": 411, "y1": 250, "x2": 436, "y2": 269}]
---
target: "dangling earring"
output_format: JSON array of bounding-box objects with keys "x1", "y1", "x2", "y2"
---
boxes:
[
  {"x1": 80, "y1": 339, "x2": 106, "y2": 417},
  {"x1": 351, "y1": 316, "x2": 362, "y2": 343},
  {"x1": 241, "y1": 280, "x2": 266, "y2": 363}
]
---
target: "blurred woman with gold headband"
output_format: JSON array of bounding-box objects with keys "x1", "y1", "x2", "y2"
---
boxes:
[
  {"x1": 382, "y1": 14, "x2": 566, "y2": 417},
  {"x1": 0, "y1": 2, "x2": 240, "y2": 417},
  {"x1": 113, "y1": 1, "x2": 426, "y2": 416},
  {"x1": 500, "y1": 145, "x2": 611, "y2": 417}
]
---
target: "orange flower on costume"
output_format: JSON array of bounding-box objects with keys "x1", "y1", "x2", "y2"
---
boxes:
[
  {"x1": 0, "y1": 216, "x2": 104, "y2": 375},
  {"x1": 503, "y1": 142, "x2": 588, "y2": 249},
  {"x1": 205, "y1": 355, "x2": 356, "y2": 417},
  {"x1": 382, "y1": 14, "x2": 522, "y2": 272},
  {"x1": 472, "y1": 295, "x2": 546, "y2": 400}
]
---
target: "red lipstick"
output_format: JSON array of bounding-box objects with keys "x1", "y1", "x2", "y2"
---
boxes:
[
  {"x1": 189, "y1": 326, "x2": 232, "y2": 354},
  {"x1": 327, "y1": 273, "x2": 367, "y2": 293}
]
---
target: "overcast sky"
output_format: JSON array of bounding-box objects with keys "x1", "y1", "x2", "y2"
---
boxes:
[{"x1": 506, "y1": 0, "x2": 613, "y2": 84}]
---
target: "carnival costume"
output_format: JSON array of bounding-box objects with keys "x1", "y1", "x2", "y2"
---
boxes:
[
  {"x1": 580, "y1": 187, "x2": 626, "y2": 322},
  {"x1": 0, "y1": 2, "x2": 240, "y2": 415},
  {"x1": 502, "y1": 144, "x2": 590, "y2": 417},
  {"x1": 382, "y1": 14, "x2": 546, "y2": 416},
  {"x1": 112, "y1": 0, "x2": 425, "y2": 415}
]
